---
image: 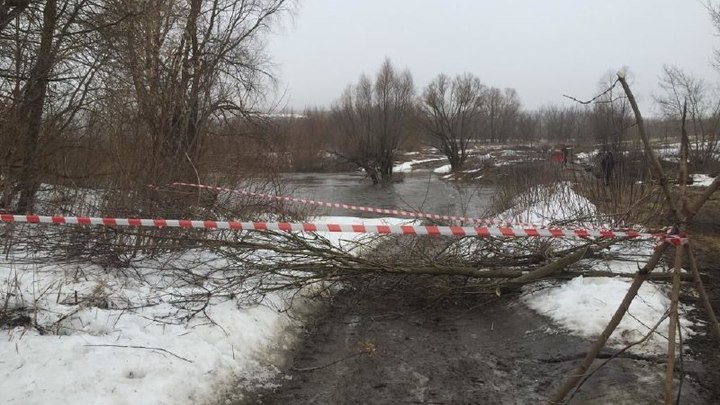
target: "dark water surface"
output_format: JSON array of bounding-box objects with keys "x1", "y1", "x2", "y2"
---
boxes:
[{"x1": 281, "y1": 171, "x2": 496, "y2": 220}]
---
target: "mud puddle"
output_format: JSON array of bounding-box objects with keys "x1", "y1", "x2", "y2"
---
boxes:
[{"x1": 239, "y1": 284, "x2": 709, "y2": 404}]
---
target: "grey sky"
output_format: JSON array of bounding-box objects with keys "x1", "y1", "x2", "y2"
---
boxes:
[{"x1": 268, "y1": 0, "x2": 718, "y2": 114}]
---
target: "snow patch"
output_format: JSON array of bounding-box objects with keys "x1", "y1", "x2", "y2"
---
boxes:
[
  {"x1": 433, "y1": 164, "x2": 452, "y2": 174},
  {"x1": 393, "y1": 158, "x2": 447, "y2": 173},
  {"x1": 690, "y1": 174, "x2": 716, "y2": 187},
  {"x1": 497, "y1": 182, "x2": 600, "y2": 226},
  {"x1": 522, "y1": 275, "x2": 693, "y2": 354},
  {"x1": 393, "y1": 162, "x2": 414, "y2": 173},
  {"x1": 0, "y1": 258, "x2": 307, "y2": 405}
]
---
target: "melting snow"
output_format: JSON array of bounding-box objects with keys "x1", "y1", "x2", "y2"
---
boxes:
[
  {"x1": 512, "y1": 183, "x2": 695, "y2": 354},
  {"x1": 433, "y1": 164, "x2": 452, "y2": 174},
  {"x1": 522, "y1": 275, "x2": 693, "y2": 354},
  {"x1": 691, "y1": 174, "x2": 716, "y2": 187},
  {"x1": 497, "y1": 182, "x2": 601, "y2": 226},
  {"x1": 393, "y1": 158, "x2": 447, "y2": 173},
  {"x1": 0, "y1": 258, "x2": 302, "y2": 405},
  {"x1": 0, "y1": 216, "x2": 410, "y2": 405}
]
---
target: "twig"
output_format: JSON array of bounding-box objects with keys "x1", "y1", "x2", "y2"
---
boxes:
[
  {"x1": 686, "y1": 176, "x2": 720, "y2": 219},
  {"x1": 675, "y1": 316, "x2": 684, "y2": 405},
  {"x1": 664, "y1": 245, "x2": 684, "y2": 404},
  {"x1": 184, "y1": 151, "x2": 203, "y2": 207},
  {"x1": 567, "y1": 311, "x2": 670, "y2": 403},
  {"x1": 84, "y1": 344, "x2": 193, "y2": 363},
  {"x1": 549, "y1": 241, "x2": 669, "y2": 404},
  {"x1": 679, "y1": 100, "x2": 689, "y2": 217},
  {"x1": 290, "y1": 352, "x2": 361, "y2": 372},
  {"x1": 541, "y1": 351, "x2": 662, "y2": 364},
  {"x1": 617, "y1": 74, "x2": 680, "y2": 223},
  {"x1": 562, "y1": 79, "x2": 619, "y2": 105}
]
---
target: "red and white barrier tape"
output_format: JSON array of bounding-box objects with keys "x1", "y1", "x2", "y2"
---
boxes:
[
  {"x1": 658, "y1": 231, "x2": 689, "y2": 247},
  {"x1": 0, "y1": 214, "x2": 688, "y2": 245},
  {"x1": 170, "y1": 182, "x2": 564, "y2": 228},
  {"x1": 170, "y1": 182, "x2": 656, "y2": 234}
]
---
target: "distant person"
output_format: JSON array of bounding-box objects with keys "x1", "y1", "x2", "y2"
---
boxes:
[
  {"x1": 600, "y1": 150, "x2": 615, "y2": 186},
  {"x1": 562, "y1": 146, "x2": 570, "y2": 167}
]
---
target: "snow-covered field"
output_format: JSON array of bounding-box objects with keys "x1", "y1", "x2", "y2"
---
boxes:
[
  {"x1": 0, "y1": 217, "x2": 408, "y2": 405},
  {"x1": 0, "y1": 184, "x2": 696, "y2": 403},
  {"x1": 654, "y1": 140, "x2": 720, "y2": 162},
  {"x1": 1, "y1": 251, "x2": 300, "y2": 405}
]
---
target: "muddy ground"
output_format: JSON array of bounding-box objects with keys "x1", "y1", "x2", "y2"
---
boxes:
[
  {"x1": 680, "y1": 186, "x2": 720, "y2": 405},
  {"x1": 239, "y1": 279, "x2": 713, "y2": 404}
]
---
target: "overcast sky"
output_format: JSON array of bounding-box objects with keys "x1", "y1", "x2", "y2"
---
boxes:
[{"x1": 267, "y1": 0, "x2": 718, "y2": 114}]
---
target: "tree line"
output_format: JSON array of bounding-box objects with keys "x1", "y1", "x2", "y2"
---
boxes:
[
  {"x1": 1, "y1": 0, "x2": 719, "y2": 211},
  {"x1": 274, "y1": 60, "x2": 720, "y2": 183}
]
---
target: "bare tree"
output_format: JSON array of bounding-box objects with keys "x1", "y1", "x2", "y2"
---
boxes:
[
  {"x1": 514, "y1": 110, "x2": 539, "y2": 141},
  {"x1": 482, "y1": 87, "x2": 521, "y2": 143},
  {"x1": 418, "y1": 73, "x2": 485, "y2": 172},
  {"x1": 95, "y1": 0, "x2": 291, "y2": 185},
  {"x1": 0, "y1": 0, "x2": 103, "y2": 213},
  {"x1": 709, "y1": 1, "x2": 720, "y2": 70},
  {"x1": 334, "y1": 58, "x2": 415, "y2": 184},
  {"x1": 537, "y1": 104, "x2": 588, "y2": 143},
  {"x1": 654, "y1": 65, "x2": 720, "y2": 168},
  {"x1": 590, "y1": 72, "x2": 632, "y2": 150}
]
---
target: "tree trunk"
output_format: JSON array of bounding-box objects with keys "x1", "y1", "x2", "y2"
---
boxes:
[{"x1": 14, "y1": 0, "x2": 57, "y2": 213}]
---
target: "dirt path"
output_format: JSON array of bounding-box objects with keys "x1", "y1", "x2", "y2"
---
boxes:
[{"x1": 240, "y1": 284, "x2": 710, "y2": 404}]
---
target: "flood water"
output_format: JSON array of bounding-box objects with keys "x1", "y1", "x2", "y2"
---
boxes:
[{"x1": 281, "y1": 171, "x2": 496, "y2": 220}]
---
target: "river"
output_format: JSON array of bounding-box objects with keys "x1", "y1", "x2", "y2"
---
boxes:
[{"x1": 281, "y1": 171, "x2": 496, "y2": 220}]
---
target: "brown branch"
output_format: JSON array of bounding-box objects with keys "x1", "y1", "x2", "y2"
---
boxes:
[
  {"x1": 568, "y1": 311, "x2": 670, "y2": 402},
  {"x1": 291, "y1": 352, "x2": 361, "y2": 372},
  {"x1": 549, "y1": 271, "x2": 698, "y2": 282},
  {"x1": 562, "y1": 79, "x2": 619, "y2": 105},
  {"x1": 679, "y1": 101, "x2": 690, "y2": 218},
  {"x1": 84, "y1": 344, "x2": 193, "y2": 363},
  {"x1": 501, "y1": 247, "x2": 588, "y2": 288},
  {"x1": 617, "y1": 74, "x2": 680, "y2": 223},
  {"x1": 549, "y1": 241, "x2": 669, "y2": 404},
  {"x1": 664, "y1": 245, "x2": 684, "y2": 404}
]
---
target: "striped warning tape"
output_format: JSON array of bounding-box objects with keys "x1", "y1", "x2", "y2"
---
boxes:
[
  {"x1": 0, "y1": 214, "x2": 687, "y2": 245},
  {"x1": 170, "y1": 182, "x2": 609, "y2": 229},
  {"x1": 171, "y1": 182, "x2": 493, "y2": 224}
]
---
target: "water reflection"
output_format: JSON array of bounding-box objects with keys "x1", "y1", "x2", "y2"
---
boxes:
[{"x1": 281, "y1": 172, "x2": 495, "y2": 220}]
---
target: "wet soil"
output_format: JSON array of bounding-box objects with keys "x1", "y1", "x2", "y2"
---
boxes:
[
  {"x1": 683, "y1": 268, "x2": 720, "y2": 404},
  {"x1": 680, "y1": 188, "x2": 720, "y2": 405},
  {"x1": 241, "y1": 281, "x2": 710, "y2": 404}
]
